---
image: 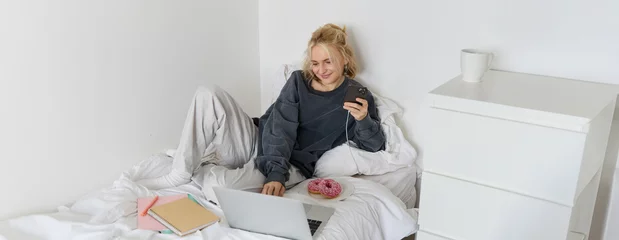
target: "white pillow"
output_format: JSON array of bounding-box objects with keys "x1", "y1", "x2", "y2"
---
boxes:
[
  {"x1": 314, "y1": 96, "x2": 417, "y2": 177},
  {"x1": 271, "y1": 64, "x2": 417, "y2": 177},
  {"x1": 270, "y1": 63, "x2": 301, "y2": 105}
]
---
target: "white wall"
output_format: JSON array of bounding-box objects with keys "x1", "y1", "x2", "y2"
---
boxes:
[
  {"x1": 258, "y1": 0, "x2": 619, "y2": 239},
  {"x1": 0, "y1": 0, "x2": 259, "y2": 220}
]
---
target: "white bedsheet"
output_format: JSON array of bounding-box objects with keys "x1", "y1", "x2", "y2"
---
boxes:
[
  {"x1": 355, "y1": 165, "x2": 418, "y2": 209},
  {"x1": 0, "y1": 153, "x2": 418, "y2": 240}
]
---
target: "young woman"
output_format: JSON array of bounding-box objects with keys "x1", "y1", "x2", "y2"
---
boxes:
[{"x1": 138, "y1": 23, "x2": 385, "y2": 200}]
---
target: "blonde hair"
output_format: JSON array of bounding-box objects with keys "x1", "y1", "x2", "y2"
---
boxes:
[{"x1": 302, "y1": 23, "x2": 358, "y2": 82}]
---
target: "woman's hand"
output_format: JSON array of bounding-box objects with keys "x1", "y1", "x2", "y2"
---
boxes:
[
  {"x1": 343, "y1": 98, "x2": 369, "y2": 121},
  {"x1": 262, "y1": 181, "x2": 285, "y2": 197}
]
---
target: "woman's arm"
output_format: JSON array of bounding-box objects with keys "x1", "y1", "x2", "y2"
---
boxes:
[
  {"x1": 348, "y1": 92, "x2": 385, "y2": 152},
  {"x1": 255, "y1": 74, "x2": 301, "y2": 186}
]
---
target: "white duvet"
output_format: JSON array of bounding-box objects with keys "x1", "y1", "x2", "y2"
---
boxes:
[{"x1": 0, "y1": 153, "x2": 418, "y2": 240}]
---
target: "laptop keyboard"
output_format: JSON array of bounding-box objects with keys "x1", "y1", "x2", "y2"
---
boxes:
[{"x1": 307, "y1": 219, "x2": 322, "y2": 236}]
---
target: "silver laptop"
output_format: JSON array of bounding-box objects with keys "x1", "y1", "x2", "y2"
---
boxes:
[{"x1": 213, "y1": 186, "x2": 335, "y2": 240}]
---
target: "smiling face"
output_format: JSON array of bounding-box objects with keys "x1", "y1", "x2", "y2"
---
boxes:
[
  {"x1": 302, "y1": 23, "x2": 358, "y2": 86},
  {"x1": 310, "y1": 44, "x2": 347, "y2": 86}
]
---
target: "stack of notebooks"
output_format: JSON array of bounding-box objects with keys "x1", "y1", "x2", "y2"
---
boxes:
[{"x1": 137, "y1": 194, "x2": 219, "y2": 236}]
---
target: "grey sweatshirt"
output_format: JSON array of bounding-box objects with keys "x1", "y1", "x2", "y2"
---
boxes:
[{"x1": 255, "y1": 70, "x2": 386, "y2": 186}]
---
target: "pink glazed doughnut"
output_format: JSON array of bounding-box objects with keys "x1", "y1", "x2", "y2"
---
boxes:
[
  {"x1": 319, "y1": 179, "x2": 342, "y2": 199},
  {"x1": 307, "y1": 178, "x2": 324, "y2": 194}
]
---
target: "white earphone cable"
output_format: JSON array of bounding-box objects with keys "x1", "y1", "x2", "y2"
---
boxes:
[{"x1": 345, "y1": 110, "x2": 360, "y2": 173}]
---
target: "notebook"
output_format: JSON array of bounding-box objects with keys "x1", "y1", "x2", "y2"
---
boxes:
[
  {"x1": 148, "y1": 197, "x2": 220, "y2": 236},
  {"x1": 137, "y1": 194, "x2": 187, "y2": 231}
]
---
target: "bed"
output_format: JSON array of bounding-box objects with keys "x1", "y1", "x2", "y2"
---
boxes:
[
  {"x1": 0, "y1": 152, "x2": 418, "y2": 240},
  {"x1": 0, "y1": 65, "x2": 419, "y2": 240}
]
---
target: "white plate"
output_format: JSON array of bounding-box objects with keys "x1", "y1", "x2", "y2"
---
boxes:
[{"x1": 290, "y1": 177, "x2": 355, "y2": 201}]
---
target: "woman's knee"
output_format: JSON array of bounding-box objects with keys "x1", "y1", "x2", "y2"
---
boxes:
[{"x1": 194, "y1": 85, "x2": 220, "y2": 100}]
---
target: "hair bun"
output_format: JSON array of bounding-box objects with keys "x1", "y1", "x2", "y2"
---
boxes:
[{"x1": 324, "y1": 23, "x2": 347, "y2": 35}]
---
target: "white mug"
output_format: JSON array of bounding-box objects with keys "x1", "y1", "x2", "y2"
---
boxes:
[{"x1": 461, "y1": 49, "x2": 494, "y2": 83}]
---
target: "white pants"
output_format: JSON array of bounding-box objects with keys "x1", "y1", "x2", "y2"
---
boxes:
[{"x1": 144, "y1": 85, "x2": 306, "y2": 203}]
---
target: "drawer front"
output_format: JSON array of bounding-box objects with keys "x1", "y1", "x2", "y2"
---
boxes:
[
  {"x1": 424, "y1": 108, "x2": 587, "y2": 205},
  {"x1": 417, "y1": 230, "x2": 453, "y2": 240},
  {"x1": 418, "y1": 172, "x2": 572, "y2": 240}
]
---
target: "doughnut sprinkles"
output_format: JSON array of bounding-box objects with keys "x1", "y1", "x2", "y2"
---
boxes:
[
  {"x1": 307, "y1": 178, "x2": 342, "y2": 199},
  {"x1": 308, "y1": 178, "x2": 324, "y2": 194}
]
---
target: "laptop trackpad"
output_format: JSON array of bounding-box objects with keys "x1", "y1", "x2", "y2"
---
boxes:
[
  {"x1": 303, "y1": 203, "x2": 312, "y2": 214},
  {"x1": 304, "y1": 204, "x2": 335, "y2": 221}
]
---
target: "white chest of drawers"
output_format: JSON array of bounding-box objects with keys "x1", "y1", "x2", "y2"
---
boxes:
[{"x1": 417, "y1": 70, "x2": 617, "y2": 240}]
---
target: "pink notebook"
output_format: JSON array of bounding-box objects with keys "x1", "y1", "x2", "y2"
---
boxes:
[{"x1": 137, "y1": 194, "x2": 187, "y2": 231}]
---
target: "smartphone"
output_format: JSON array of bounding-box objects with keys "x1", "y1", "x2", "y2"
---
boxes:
[{"x1": 344, "y1": 85, "x2": 368, "y2": 105}]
